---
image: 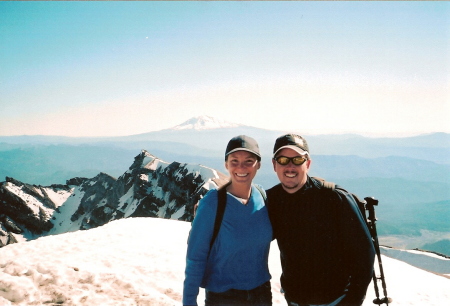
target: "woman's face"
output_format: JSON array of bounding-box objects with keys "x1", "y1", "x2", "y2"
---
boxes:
[{"x1": 225, "y1": 151, "x2": 261, "y2": 185}]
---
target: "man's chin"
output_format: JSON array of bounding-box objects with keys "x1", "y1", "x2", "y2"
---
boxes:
[{"x1": 281, "y1": 183, "x2": 299, "y2": 190}]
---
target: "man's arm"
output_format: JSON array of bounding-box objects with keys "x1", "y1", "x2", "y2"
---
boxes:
[{"x1": 337, "y1": 191, "x2": 376, "y2": 306}]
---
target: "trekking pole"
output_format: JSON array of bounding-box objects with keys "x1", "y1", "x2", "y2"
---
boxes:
[{"x1": 364, "y1": 197, "x2": 392, "y2": 306}]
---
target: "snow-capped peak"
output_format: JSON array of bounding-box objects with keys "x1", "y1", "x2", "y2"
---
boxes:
[{"x1": 171, "y1": 115, "x2": 241, "y2": 130}]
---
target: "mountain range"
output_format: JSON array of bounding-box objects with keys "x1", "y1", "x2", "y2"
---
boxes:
[
  {"x1": 0, "y1": 115, "x2": 449, "y2": 255},
  {"x1": 0, "y1": 149, "x2": 229, "y2": 246}
]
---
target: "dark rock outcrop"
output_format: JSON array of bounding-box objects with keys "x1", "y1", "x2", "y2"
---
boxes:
[{"x1": 0, "y1": 150, "x2": 229, "y2": 247}]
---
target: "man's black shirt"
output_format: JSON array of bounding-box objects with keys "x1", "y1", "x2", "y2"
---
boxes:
[{"x1": 266, "y1": 176, "x2": 375, "y2": 306}]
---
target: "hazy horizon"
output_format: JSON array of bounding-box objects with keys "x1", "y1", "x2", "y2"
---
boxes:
[
  {"x1": 1, "y1": 2, "x2": 448, "y2": 137},
  {"x1": 0, "y1": 114, "x2": 448, "y2": 139}
]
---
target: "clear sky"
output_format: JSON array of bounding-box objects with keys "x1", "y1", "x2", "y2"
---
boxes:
[{"x1": 1, "y1": 1, "x2": 448, "y2": 137}]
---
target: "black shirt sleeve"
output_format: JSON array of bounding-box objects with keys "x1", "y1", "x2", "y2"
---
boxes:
[{"x1": 336, "y1": 190, "x2": 376, "y2": 305}]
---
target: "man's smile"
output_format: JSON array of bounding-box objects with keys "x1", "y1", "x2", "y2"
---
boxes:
[{"x1": 284, "y1": 172, "x2": 297, "y2": 178}]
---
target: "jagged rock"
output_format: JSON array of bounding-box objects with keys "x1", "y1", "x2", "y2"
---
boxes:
[
  {"x1": 0, "y1": 150, "x2": 229, "y2": 246},
  {"x1": 66, "y1": 177, "x2": 89, "y2": 186},
  {"x1": 0, "y1": 235, "x2": 7, "y2": 247},
  {"x1": 0, "y1": 181, "x2": 55, "y2": 234},
  {"x1": 0, "y1": 215, "x2": 23, "y2": 234},
  {"x1": 0, "y1": 232, "x2": 17, "y2": 247},
  {"x1": 0, "y1": 220, "x2": 18, "y2": 247},
  {"x1": 8, "y1": 232, "x2": 18, "y2": 244},
  {"x1": 0, "y1": 224, "x2": 7, "y2": 236}
]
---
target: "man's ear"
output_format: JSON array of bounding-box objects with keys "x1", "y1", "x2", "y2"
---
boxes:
[
  {"x1": 306, "y1": 159, "x2": 312, "y2": 171},
  {"x1": 272, "y1": 158, "x2": 277, "y2": 172}
]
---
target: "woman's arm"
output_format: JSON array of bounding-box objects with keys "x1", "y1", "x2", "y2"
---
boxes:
[{"x1": 183, "y1": 190, "x2": 218, "y2": 306}]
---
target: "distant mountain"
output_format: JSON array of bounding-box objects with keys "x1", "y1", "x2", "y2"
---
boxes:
[
  {"x1": 0, "y1": 150, "x2": 228, "y2": 247},
  {"x1": 1, "y1": 115, "x2": 448, "y2": 163},
  {"x1": 421, "y1": 239, "x2": 450, "y2": 257},
  {"x1": 112, "y1": 120, "x2": 450, "y2": 166},
  {"x1": 0, "y1": 116, "x2": 449, "y2": 253},
  {"x1": 114, "y1": 122, "x2": 278, "y2": 155},
  {"x1": 170, "y1": 115, "x2": 242, "y2": 130},
  {"x1": 0, "y1": 144, "x2": 138, "y2": 185},
  {"x1": 305, "y1": 132, "x2": 450, "y2": 165},
  {"x1": 0, "y1": 142, "x2": 222, "y2": 186}
]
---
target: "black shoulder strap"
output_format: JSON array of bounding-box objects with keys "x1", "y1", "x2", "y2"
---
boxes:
[
  {"x1": 313, "y1": 176, "x2": 366, "y2": 217},
  {"x1": 350, "y1": 193, "x2": 368, "y2": 218},
  {"x1": 210, "y1": 182, "x2": 231, "y2": 250},
  {"x1": 210, "y1": 182, "x2": 266, "y2": 250}
]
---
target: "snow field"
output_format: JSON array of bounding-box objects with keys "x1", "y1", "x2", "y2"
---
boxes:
[{"x1": 0, "y1": 217, "x2": 448, "y2": 305}]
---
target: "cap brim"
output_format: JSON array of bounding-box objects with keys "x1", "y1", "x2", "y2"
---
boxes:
[
  {"x1": 273, "y1": 145, "x2": 309, "y2": 158},
  {"x1": 226, "y1": 148, "x2": 261, "y2": 158}
]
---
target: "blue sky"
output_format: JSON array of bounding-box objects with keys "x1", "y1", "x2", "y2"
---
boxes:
[{"x1": 1, "y1": 1, "x2": 448, "y2": 137}]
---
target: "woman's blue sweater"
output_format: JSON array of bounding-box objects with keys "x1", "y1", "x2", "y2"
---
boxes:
[{"x1": 183, "y1": 185, "x2": 272, "y2": 306}]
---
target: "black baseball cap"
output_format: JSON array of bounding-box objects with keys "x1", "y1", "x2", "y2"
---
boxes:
[
  {"x1": 273, "y1": 134, "x2": 309, "y2": 157},
  {"x1": 225, "y1": 135, "x2": 261, "y2": 161}
]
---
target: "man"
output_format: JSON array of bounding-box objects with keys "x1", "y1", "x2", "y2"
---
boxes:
[{"x1": 267, "y1": 134, "x2": 375, "y2": 306}]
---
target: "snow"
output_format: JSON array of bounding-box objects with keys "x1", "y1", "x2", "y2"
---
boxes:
[
  {"x1": 171, "y1": 115, "x2": 241, "y2": 130},
  {"x1": 182, "y1": 164, "x2": 219, "y2": 181},
  {"x1": 142, "y1": 154, "x2": 162, "y2": 170},
  {"x1": 33, "y1": 188, "x2": 44, "y2": 198},
  {"x1": 171, "y1": 206, "x2": 186, "y2": 220},
  {"x1": 1, "y1": 217, "x2": 449, "y2": 306},
  {"x1": 380, "y1": 247, "x2": 450, "y2": 275},
  {"x1": 42, "y1": 187, "x2": 72, "y2": 208},
  {"x1": 202, "y1": 179, "x2": 219, "y2": 191},
  {"x1": 118, "y1": 187, "x2": 139, "y2": 218},
  {"x1": 47, "y1": 186, "x2": 84, "y2": 235},
  {"x1": 4, "y1": 183, "x2": 53, "y2": 221}
]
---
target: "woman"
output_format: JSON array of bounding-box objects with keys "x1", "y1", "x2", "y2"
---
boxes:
[{"x1": 183, "y1": 135, "x2": 273, "y2": 306}]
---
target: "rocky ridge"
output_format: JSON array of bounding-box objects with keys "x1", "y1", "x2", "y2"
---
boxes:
[{"x1": 0, "y1": 150, "x2": 229, "y2": 247}]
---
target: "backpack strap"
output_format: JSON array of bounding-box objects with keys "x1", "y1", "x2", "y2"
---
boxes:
[
  {"x1": 312, "y1": 176, "x2": 367, "y2": 219},
  {"x1": 254, "y1": 184, "x2": 267, "y2": 203},
  {"x1": 210, "y1": 181, "x2": 231, "y2": 250},
  {"x1": 312, "y1": 176, "x2": 336, "y2": 191},
  {"x1": 350, "y1": 193, "x2": 368, "y2": 218}
]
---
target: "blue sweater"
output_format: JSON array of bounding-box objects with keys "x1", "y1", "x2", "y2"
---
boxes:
[{"x1": 183, "y1": 185, "x2": 272, "y2": 306}]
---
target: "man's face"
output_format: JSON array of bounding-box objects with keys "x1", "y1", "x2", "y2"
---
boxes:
[{"x1": 272, "y1": 148, "x2": 311, "y2": 194}]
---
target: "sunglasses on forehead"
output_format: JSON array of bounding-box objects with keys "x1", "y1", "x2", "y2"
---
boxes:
[{"x1": 274, "y1": 156, "x2": 308, "y2": 166}]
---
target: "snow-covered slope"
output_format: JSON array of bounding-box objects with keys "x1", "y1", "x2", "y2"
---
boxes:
[
  {"x1": 381, "y1": 246, "x2": 450, "y2": 276},
  {"x1": 0, "y1": 217, "x2": 448, "y2": 305}
]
